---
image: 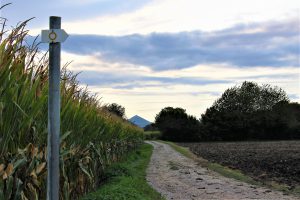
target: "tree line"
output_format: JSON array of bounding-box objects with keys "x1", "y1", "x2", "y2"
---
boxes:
[{"x1": 147, "y1": 81, "x2": 300, "y2": 141}]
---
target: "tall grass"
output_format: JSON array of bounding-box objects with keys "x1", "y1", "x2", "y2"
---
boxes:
[{"x1": 0, "y1": 16, "x2": 143, "y2": 199}]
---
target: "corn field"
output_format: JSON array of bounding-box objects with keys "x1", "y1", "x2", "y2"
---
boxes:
[{"x1": 0, "y1": 17, "x2": 143, "y2": 199}]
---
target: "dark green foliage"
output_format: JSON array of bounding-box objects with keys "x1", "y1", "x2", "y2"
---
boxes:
[
  {"x1": 104, "y1": 103, "x2": 126, "y2": 119},
  {"x1": 144, "y1": 123, "x2": 158, "y2": 131},
  {"x1": 144, "y1": 131, "x2": 162, "y2": 140},
  {"x1": 155, "y1": 107, "x2": 200, "y2": 142},
  {"x1": 212, "y1": 81, "x2": 288, "y2": 113},
  {"x1": 200, "y1": 81, "x2": 299, "y2": 141}
]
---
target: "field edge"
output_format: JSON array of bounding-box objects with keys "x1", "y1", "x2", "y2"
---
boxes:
[
  {"x1": 80, "y1": 143, "x2": 165, "y2": 200},
  {"x1": 158, "y1": 140, "x2": 300, "y2": 197}
]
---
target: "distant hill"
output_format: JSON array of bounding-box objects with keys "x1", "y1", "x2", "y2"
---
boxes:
[{"x1": 129, "y1": 115, "x2": 151, "y2": 128}]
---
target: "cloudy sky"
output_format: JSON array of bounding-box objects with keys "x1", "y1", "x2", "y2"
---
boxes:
[{"x1": 2, "y1": 0, "x2": 300, "y2": 121}]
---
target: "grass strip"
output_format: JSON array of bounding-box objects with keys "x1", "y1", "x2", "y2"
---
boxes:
[
  {"x1": 159, "y1": 140, "x2": 196, "y2": 160},
  {"x1": 81, "y1": 143, "x2": 165, "y2": 200}
]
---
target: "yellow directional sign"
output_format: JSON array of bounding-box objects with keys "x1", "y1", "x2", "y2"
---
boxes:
[{"x1": 41, "y1": 29, "x2": 68, "y2": 43}]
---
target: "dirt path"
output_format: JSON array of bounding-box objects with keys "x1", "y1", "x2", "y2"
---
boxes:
[{"x1": 146, "y1": 141, "x2": 300, "y2": 200}]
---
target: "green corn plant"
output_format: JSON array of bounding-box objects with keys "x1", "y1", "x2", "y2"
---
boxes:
[{"x1": 0, "y1": 12, "x2": 143, "y2": 200}]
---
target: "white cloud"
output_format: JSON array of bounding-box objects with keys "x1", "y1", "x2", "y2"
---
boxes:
[
  {"x1": 61, "y1": 51, "x2": 300, "y2": 121},
  {"x1": 30, "y1": 0, "x2": 299, "y2": 35},
  {"x1": 61, "y1": 51, "x2": 151, "y2": 75}
]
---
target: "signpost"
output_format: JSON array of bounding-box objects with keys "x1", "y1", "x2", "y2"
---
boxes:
[
  {"x1": 41, "y1": 16, "x2": 68, "y2": 200},
  {"x1": 41, "y1": 29, "x2": 68, "y2": 43}
]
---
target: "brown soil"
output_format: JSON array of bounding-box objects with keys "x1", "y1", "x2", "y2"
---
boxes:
[
  {"x1": 146, "y1": 141, "x2": 300, "y2": 200},
  {"x1": 179, "y1": 141, "x2": 300, "y2": 188}
]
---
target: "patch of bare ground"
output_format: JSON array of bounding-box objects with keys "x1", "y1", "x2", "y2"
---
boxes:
[
  {"x1": 146, "y1": 141, "x2": 300, "y2": 200},
  {"x1": 180, "y1": 141, "x2": 300, "y2": 189}
]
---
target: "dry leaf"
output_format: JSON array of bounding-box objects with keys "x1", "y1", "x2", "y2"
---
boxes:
[
  {"x1": 31, "y1": 147, "x2": 38, "y2": 158},
  {"x1": 2, "y1": 172, "x2": 7, "y2": 180},
  {"x1": 37, "y1": 151, "x2": 43, "y2": 159},
  {"x1": 0, "y1": 163, "x2": 5, "y2": 175},
  {"x1": 30, "y1": 170, "x2": 37, "y2": 179},
  {"x1": 35, "y1": 162, "x2": 46, "y2": 175},
  {"x1": 5, "y1": 163, "x2": 13, "y2": 177}
]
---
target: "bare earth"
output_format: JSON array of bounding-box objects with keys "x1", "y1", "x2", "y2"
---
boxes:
[{"x1": 146, "y1": 141, "x2": 300, "y2": 200}]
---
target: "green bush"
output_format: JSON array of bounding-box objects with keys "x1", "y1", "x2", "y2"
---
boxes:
[{"x1": 144, "y1": 131, "x2": 162, "y2": 140}]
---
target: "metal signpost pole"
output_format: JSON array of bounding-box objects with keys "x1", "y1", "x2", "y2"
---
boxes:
[
  {"x1": 47, "y1": 16, "x2": 61, "y2": 200},
  {"x1": 42, "y1": 16, "x2": 68, "y2": 200}
]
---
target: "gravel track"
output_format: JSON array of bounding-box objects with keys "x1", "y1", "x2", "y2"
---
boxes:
[{"x1": 146, "y1": 141, "x2": 300, "y2": 200}]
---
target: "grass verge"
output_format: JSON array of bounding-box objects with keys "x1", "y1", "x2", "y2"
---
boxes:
[
  {"x1": 159, "y1": 140, "x2": 299, "y2": 196},
  {"x1": 81, "y1": 143, "x2": 165, "y2": 200},
  {"x1": 144, "y1": 131, "x2": 162, "y2": 140},
  {"x1": 159, "y1": 141, "x2": 196, "y2": 160}
]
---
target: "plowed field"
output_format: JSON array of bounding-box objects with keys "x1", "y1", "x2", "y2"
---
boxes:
[{"x1": 179, "y1": 141, "x2": 300, "y2": 189}]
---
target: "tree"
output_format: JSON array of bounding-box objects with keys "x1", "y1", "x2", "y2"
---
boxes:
[
  {"x1": 105, "y1": 103, "x2": 125, "y2": 118},
  {"x1": 270, "y1": 101, "x2": 300, "y2": 139},
  {"x1": 155, "y1": 107, "x2": 200, "y2": 141},
  {"x1": 200, "y1": 81, "x2": 293, "y2": 141},
  {"x1": 212, "y1": 81, "x2": 288, "y2": 113},
  {"x1": 144, "y1": 123, "x2": 158, "y2": 131}
]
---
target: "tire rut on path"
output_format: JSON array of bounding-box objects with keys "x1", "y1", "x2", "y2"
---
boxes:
[{"x1": 146, "y1": 141, "x2": 300, "y2": 200}]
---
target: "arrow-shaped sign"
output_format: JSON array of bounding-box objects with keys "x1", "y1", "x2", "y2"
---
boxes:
[{"x1": 41, "y1": 29, "x2": 68, "y2": 43}]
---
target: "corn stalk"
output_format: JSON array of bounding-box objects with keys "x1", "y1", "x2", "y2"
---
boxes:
[{"x1": 0, "y1": 13, "x2": 143, "y2": 200}]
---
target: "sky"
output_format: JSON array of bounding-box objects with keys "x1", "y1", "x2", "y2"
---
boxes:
[{"x1": 1, "y1": 0, "x2": 300, "y2": 121}]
